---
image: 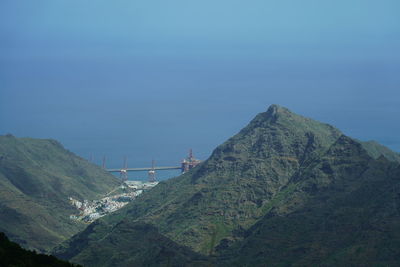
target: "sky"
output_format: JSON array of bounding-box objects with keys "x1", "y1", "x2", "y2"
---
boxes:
[{"x1": 1, "y1": 0, "x2": 399, "y2": 172}]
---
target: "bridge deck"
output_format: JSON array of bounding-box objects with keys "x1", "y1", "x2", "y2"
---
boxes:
[{"x1": 107, "y1": 166, "x2": 181, "y2": 172}]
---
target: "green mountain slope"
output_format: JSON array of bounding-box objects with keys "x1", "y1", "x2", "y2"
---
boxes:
[
  {"x1": 0, "y1": 135, "x2": 120, "y2": 252},
  {"x1": 219, "y1": 136, "x2": 400, "y2": 266},
  {"x1": 0, "y1": 232, "x2": 81, "y2": 267},
  {"x1": 54, "y1": 220, "x2": 209, "y2": 267},
  {"x1": 53, "y1": 105, "x2": 400, "y2": 266}
]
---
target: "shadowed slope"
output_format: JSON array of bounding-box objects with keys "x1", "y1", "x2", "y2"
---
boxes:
[
  {"x1": 0, "y1": 232, "x2": 81, "y2": 267},
  {"x1": 53, "y1": 220, "x2": 209, "y2": 267}
]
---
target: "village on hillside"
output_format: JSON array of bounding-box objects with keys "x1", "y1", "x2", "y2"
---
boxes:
[{"x1": 69, "y1": 181, "x2": 158, "y2": 223}]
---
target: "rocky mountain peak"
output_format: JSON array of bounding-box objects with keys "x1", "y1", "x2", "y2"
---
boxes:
[{"x1": 266, "y1": 104, "x2": 289, "y2": 116}]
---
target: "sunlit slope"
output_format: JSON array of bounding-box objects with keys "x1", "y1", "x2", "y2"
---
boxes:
[
  {"x1": 0, "y1": 135, "x2": 120, "y2": 252},
  {"x1": 54, "y1": 105, "x2": 400, "y2": 266}
]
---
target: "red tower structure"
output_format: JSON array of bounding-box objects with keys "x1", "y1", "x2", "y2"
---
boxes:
[{"x1": 181, "y1": 149, "x2": 201, "y2": 173}]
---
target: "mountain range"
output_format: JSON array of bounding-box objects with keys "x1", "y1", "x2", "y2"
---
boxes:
[{"x1": 52, "y1": 105, "x2": 400, "y2": 266}]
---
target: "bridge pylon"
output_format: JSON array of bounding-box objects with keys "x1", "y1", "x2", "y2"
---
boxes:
[{"x1": 148, "y1": 159, "x2": 156, "y2": 182}]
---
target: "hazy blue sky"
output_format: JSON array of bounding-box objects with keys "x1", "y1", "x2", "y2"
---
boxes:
[{"x1": 1, "y1": 0, "x2": 399, "y2": 170}]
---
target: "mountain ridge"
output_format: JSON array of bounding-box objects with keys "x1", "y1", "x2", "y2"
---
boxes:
[{"x1": 0, "y1": 135, "x2": 120, "y2": 252}]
